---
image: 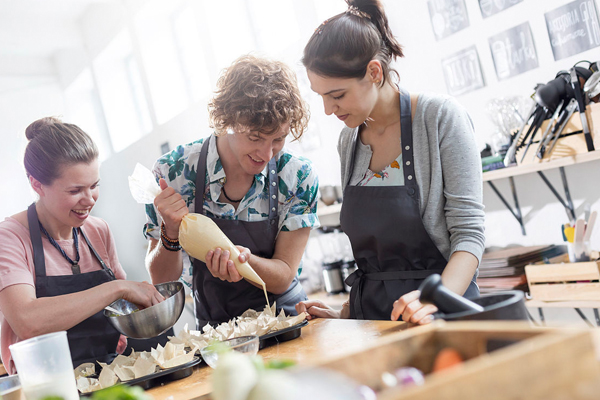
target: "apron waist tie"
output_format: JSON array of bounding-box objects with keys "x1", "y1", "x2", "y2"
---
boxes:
[{"x1": 345, "y1": 268, "x2": 445, "y2": 319}]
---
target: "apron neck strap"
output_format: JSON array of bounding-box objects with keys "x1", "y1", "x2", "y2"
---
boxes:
[
  {"x1": 195, "y1": 136, "x2": 211, "y2": 215},
  {"x1": 79, "y1": 227, "x2": 113, "y2": 277},
  {"x1": 27, "y1": 203, "x2": 47, "y2": 278},
  {"x1": 346, "y1": 88, "x2": 417, "y2": 187},
  {"x1": 195, "y1": 135, "x2": 279, "y2": 221},
  {"x1": 26, "y1": 203, "x2": 112, "y2": 278},
  {"x1": 399, "y1": 88, "x2": 417, "y2": 186},
  {"x1": 266, "y1": 157, "x2": 278, "y2": 221}
]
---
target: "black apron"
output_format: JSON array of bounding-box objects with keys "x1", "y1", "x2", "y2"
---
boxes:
[
  {"x1": 27, "y1": 203, "x2": 120, "y2": 366},
  {"x1": 341, "y1": 89, "x2": 479, "y2": 320},
  {"x1": 192, "y1": 136, "x2": 307, "y2": 327}
]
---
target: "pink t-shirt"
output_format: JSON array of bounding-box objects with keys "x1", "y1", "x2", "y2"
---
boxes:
[{"x1": 0, "y1": 215, "x2": 126, "y2": 374}]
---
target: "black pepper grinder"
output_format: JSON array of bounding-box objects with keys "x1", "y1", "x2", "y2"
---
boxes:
[{"x1": 418, "y1": 274, "x2": 484, "y2": 314}]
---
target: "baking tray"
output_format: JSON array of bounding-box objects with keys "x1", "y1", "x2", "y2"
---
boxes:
[
  {"x1": 258, "y1": 320, "x2": 309, "y2": 349},
  {"x1": 80, "y1": 356, "x2": 202, "y2": 395}
]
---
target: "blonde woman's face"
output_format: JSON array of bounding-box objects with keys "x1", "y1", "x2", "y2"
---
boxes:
[
  {"x1": 307, "y1": 70, "x2": 379, "y2": 129},
  {"x1": 37, "y1": 160, "x2": 100, "y2": 231}
]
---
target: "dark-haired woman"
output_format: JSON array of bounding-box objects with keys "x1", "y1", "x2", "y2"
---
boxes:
[
  {"x1": 0, "y1": 117, "x2": 164, "y2": 374},
  {"x1": 296, "y1": 0, "x2": 485, "y2": 324}
]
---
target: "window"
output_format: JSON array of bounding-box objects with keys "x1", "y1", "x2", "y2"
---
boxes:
[
  {"x1": 247, "y1": 0, "x2": 300, "y2": 55},
  {"x1": 93, "y1": 30, "x2": 152, "y2": 152},
  {"x1": 134, "y1": 0, "x2": 189, "y2": 124},
  {"x1": 172, "y1": 6, "x2": 212, "y2": 103},
  {"x1": 64, "y1": 69, "x2": 111, "y2": 161},
  {"x1": 203, "y1": 0, "x2": 256, "y2": 69}
]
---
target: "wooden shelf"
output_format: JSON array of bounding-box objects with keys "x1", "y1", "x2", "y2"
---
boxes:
[{"x1": 483, "y1": 150, "x2": 600, "y2": 181}]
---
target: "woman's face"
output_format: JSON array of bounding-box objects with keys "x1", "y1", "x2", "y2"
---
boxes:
[
  {"x1": 36, "y1": 160, "x2": 100, "y2": 231},
  {"x1": 307, "y1": 70, "x2": 379, "y2": 129},
  {"x1": 227, "y1": 124, "x2": 289, "y2": 176}
]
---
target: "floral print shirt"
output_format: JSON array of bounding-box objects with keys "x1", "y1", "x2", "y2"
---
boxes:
[
  {"x1": 143, "y1": 135, "x2": 320, "y2": 287},
  {"x1": 357, "y1": 153, "x2": 405, "y2": 186}
]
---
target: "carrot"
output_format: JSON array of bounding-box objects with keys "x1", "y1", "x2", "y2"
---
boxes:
[{"x1": 432, "y1": 347, "x2": 464, "y2": 372}]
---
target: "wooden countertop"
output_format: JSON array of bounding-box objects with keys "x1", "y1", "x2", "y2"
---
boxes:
[{"x1": 147, "y1": 318, "x2": 406, "y2": 400}]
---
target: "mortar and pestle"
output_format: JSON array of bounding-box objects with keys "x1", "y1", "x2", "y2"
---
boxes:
[{"x1": 418, "y1": 274, "x2": 529, "y2": 321}]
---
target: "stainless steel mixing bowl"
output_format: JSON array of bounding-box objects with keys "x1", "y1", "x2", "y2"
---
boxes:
[{"x1": 104, "y1": 281, "x2": 185, "y2": 339}]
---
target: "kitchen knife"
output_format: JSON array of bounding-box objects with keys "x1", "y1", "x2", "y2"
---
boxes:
[
  {"x1": 546, "y1": 98, "x2": 578, "y2": 156},
  {"x1": 518, "y1": 107, "x2": 546, "y2": 163},
  {"x1": 534, "y1": 101, "x2": 564, "y2": 160},
  {"x1": 503, "y1": 101, "x2": 537, "y2": 166},
  {"x1": 570, "y1": 68, "x2": 595, "y2": 151}
]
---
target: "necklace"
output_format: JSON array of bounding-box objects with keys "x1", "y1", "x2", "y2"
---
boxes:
[
  {"x1": 221, "y1": 186, "x2": 244, "y2": 203},
  {"x1": 38, "y1": 223, "x2": 81, "y2": 274}
]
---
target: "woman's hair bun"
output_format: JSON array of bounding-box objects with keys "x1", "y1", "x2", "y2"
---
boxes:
[{"x1": 25, "y1": 116, "x2": 61, "y2": 141}]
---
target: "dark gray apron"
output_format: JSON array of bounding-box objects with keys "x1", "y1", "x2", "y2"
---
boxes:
[
  {"x1": 192, "y1": 135, "x2": 307, "y2": 327},
  {"x1": 27, "y1": 203, "x2": 120, "y2": 366},
  {"x1": 341, "y1": 89, "x2": 479, "y2": 320}
]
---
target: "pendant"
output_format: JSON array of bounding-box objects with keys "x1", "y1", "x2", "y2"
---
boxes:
[{"x1": 71, "y1": 263, "x2": 81, "y2": 275}]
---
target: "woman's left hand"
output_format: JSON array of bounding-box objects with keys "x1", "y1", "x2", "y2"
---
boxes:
[
  {"x1": 391, "y1": 290, "x2": 438, "y2": 325},
  {"x1": 205, "y1": 248, "x2": 243, "y2": 282},
  {"x1": 116, "y1": 335, "x2": 127, "y2": 354}
]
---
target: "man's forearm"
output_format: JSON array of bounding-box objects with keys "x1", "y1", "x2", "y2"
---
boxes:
[
  {"x1": 146, "y1": 239, "x2": 184, "y2": 284},
  {"x1": 245, "y1": 254, "x2": 297, "y2": 294}
]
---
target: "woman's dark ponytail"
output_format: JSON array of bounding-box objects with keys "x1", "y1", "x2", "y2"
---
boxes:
[
  {"x1": 303, "y1": 0, "x2": 403, "y2": 85},
  {"x1": 347, "y1": 0, "x2": 403, "y2": 59}
]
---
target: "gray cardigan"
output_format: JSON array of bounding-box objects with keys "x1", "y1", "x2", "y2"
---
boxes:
[{"x1": 338, "y1": 93, "x2": 485, "y2": 264}]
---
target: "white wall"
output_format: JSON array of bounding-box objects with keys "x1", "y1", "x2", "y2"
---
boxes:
[
  {"x1": 386, "y1": 0, "x2": 600, "y2": 251},
  {"x1": 0, "y1": 81, "x2": 65, "y2": 217}
]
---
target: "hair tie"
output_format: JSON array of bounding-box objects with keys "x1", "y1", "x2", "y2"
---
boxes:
[{"x1": 346, "y1": 5, "x2": 371, "y2": 19}]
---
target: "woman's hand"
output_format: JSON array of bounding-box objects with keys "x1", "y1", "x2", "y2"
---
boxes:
[
  {"x1": 205, "y1": 248, "x2": 243, "y2": 282},
  {"x1": 295, "y1": 300, "x2": 341, "y2": 320},
  {"x1": 391, "y1": 290, "x2": 437, "y2": 325},
  {"x1": 154, "y1": 178, "x2": 188, "y2": 239},
  {"x1": 117, "y1": 280, "x2": 165, "y2": 309},
  {"x1": 116, "y1": 335, "x2": 127, "y2": 354}
]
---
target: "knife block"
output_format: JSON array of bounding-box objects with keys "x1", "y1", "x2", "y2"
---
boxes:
[{"x1": 515, "y1": 102, "x2": 600, "y2": 165}]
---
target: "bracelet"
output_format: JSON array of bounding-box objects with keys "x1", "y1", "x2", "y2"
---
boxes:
[
  {"x1": 161, "y1": 236, "x2": 181, "y2": 251},
  {"x1": 160, "y1": 222, "x2": 180, "y2": 244}
]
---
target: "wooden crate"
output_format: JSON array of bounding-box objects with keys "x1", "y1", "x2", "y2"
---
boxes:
[
  {"x1": 307, "y1": 321, "x2": 600, "y2": 400},
  {"x1": 525, "y1": 261, "x2": 600, "y2": 301},
  {"x1": 516, "y1": 102, "x2": 600, "y2": 165}
]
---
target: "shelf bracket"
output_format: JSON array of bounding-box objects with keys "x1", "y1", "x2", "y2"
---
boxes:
[
  {"x1": 536, "y1": 167, "x2": 576, "y2": 223},
  {"x1": 487, "y1": 177, "x2": 526, "y2": 235}
]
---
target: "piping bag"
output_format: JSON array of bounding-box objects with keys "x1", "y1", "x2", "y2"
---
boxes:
[{"x1": 128, "y1": 163, "x2": 266, "y2": 289}]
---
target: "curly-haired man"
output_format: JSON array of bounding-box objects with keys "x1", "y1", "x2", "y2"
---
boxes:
[{"x1": 144, "y1": 55, "x2": 320, "y2": 327}]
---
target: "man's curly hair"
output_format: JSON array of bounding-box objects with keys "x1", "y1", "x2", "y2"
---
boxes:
[{"x1": 208, "y1": 55, "x2": 309, "y2": 139}]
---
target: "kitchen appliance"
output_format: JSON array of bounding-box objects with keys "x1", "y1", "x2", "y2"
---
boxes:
[
  {"x1": 419, "y1": 274, "x2": 529, "y2": 321},
  {"x1": 322, "y1": 261, "x2": 345, "y2": 294},
  {"x1": 104, "y1": 281, "x2": 185, "y2": 339}
]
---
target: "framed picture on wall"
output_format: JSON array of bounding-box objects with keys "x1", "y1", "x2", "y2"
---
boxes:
[
  {"x1": 427, "y1": 0, "x2": 470, "y2": 40},
  {"x1": 545, "y1": 0, "x2": 600, "y2": 61},
  {"x1": 488, "y1": 22, "x2": 539, "y2": 81},
  {"x1": 479, "y1": 0, "x2": 523, "y2": 19},
  {"x1": 441, "y1": 46, "x2": 486, "y2": 96}
]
